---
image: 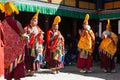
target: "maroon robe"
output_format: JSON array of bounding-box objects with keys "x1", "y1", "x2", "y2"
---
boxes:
[
  {"x1": 100, "y1": 52, "x2": 115, "y2": 71},
  {"x1": 77, "y1": 50, "x2": 92, "y2": 69},
  {"x1": 3, "y1": 18, "x2": 25, "y2": 79}
]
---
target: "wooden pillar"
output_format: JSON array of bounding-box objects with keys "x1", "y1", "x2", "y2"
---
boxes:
[
  {"x1": 99, "y1": 21, "x2": 102, "y2": 37},
  {"x1": 118, "y1": 20, "x2": 120, "y2": 34}
]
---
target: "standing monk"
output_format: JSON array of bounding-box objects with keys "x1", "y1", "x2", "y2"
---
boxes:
[
  {"x1": 46, "y1": 16, "x2": 65, "y2": 74},
  {"x1": 99, "y1": 19, "x2": 118, "y2": 73},
  {"x1": 2, "y1": 2, "x2": 26, "y2": 80},
  {"x1": 24, "y1": 10, "x2": 44, "y2": 76},
  {"x1": 77, "y1": 14, "x2": 95, "y2": 73},
  {"x1": 0, "y1": 2, "x2": 5, "y2": 80}
]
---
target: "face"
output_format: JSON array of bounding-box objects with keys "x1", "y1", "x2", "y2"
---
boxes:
[
  {"x1": 53, "y1": 24, "x2": 59, "y2": 31},
  {"x1": 82, "y1": 23, "x2": 87, "y2": 29},
  {"x1": 30, "y1": 18, "x2": 38, "y2": 26}
]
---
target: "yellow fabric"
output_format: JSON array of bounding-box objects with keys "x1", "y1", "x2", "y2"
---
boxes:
[
  {"x1": 106, "y1": 19, "x2": 111, "y2": 30},
  {"x1": 83, "y1": 14, "x2": 89, "y2": 24},
  {"x1": 99, "y1": 32, "x2": 118, "y2": 56},
  {"x1": 78, "y1": 30, "x2": 95, "y2": 53},
  {"x1": 0, "y1": 2, "x2": 4, "y2": 13},
  {"x1": 4, "y1": 2, "x2": 19, "y2": 16},
  {"x1": 10, "y1": 63, "x2": 13, "y2": 72},
  {"x1": 53, "y1": 16, "x2": 61, "y2": 25},
  {"x1": 32, "y1": 9, "x2": 40, "y2": 20}
]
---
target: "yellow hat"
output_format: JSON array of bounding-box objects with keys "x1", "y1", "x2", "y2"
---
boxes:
[
  {"x1": 53, "y1": 16, "x2": 61, "y2": 25},
  {"x1": 0, "y1": 2, "x2": 5, "y2": 13},
  {"x1": 106, "y1": 19, "x2": 111, "y2": 30},
  {"x1": 4, "y1": 2, "x2": 19, "y2": 16},
  {"x1": 83, "y1": 14, "x2": 89, "y2": 24},
  {"x1": 32, "y1": 9, "x2": 40, "y2": 20}
]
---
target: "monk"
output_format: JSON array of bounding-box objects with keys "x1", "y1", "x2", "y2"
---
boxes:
[
  {"x1": 77, "y1": 14, "x2": 95, "y2": 73},
  {"x1": 99, "y1": 19, "x2": 118, "y2": 73}
]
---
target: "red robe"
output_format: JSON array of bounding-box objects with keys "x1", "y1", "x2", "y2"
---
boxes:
[
  {"x1": 2, "y1": 18, "x2": 25, "y2": 79},
  {"x1": 45, "y1": 29, "x2": 58, "y2": 62},
  {"x1": 46, "y1": 29, "x2": 64, "y2": 68},
  {"x1": 0, "y1": 21, "x2": 4, "y2": 77}
]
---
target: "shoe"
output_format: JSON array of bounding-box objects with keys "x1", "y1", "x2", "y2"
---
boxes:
[
  {"x1": 103, "y1": 69, "x2": 107, "y2": 73},
  {"x1": 111, "y1": 69, "x2": 116, "y2": 73},
  {"x1": 87, "y1": 70, "x2": 92, "y2": 73},
  {"x1": 30, "y1": 71, "x2": 35, "y2": 76},
  {"x1": 56, "y1": 70, "x2": 60, "y2": 74},
  {"x1": 51, "y1": 71, "x2": 57, "y2": 74},
  {"x1": 80, "y1": 69, "x2": 86, "y2": 73}
]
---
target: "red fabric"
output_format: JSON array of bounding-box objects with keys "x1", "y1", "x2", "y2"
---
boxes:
[
  {"x1": 48, "y1": 60, "x2": 64, "y2": 68},
  {"x1": 45, "y1": 29, "x2": 58, "y2": 62},
  {"x1": 28, "y1": 34, "x2": 35, "y2": 47},
  {"x1": 45, "y1": 29, "x2": 53, "y2": 62},
  {"x1": 6, "y1": 18, "x2": 20, "y2": 35},
  {"x1": 2, "y1": 19, "x2": 25, "y2": 68},
  {"x1": 46, "y1": 29, "x2": 53, "y2": 49},
  {"x1": 100, "y1": 53, "x2": 115, "y2": 70},
  {"x1": 5, "y1": 62, "x2": 25, "y2": 79},
  {"x1": 77, "y1": 53, "x2": 92, "y2": 69},
  {"x1": 37, "y1": 33, "x2": 44, "y2": 44},
  {"x1": 46, "y1": 29, "x2": 58, "y2": 49},
  {"x1": 0, "y1": 22, "x2": 4, "y2": 76},
  {"x1": 51, "y1": 35, "x2": 58, "y2": 49}
]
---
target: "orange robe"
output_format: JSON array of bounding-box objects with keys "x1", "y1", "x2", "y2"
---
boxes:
[
  {"x1": 78, "y1": 30, "x2": 95, "y2": 53},
  {"x1": 77, "y1": 29, "x2": 95, "y2": 69},
  {"x1": 0, "y1": 21, "x2": 4, "y2": 77},
  {"x1": 99, "y1": 32, "x2": 118, "y2": 56}
]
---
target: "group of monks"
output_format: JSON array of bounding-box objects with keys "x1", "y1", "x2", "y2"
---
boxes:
[
  {"x1": 77, "y1": 14, "x2": 118, "y2": 73},
  {"x1": 0, "y1": 1, "x2": 65, "y2": 80},
  {"x1": 0, "y1": 1, "x2": 118, "y2": 80}
]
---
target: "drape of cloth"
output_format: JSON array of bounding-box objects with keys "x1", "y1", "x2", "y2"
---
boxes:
[
  {"x1": 45, "y1": 30, "x2": 53, "y2": 62},
  {"x1": 77, "y1": 50, "x2": 92, "y2": 69},
  {"x1": 78, "y1": 30, "x2": 95, "y2": 53},
  {"x1": 2, "y1": 19, "x2": 25, "y2": 79},
  {"x1": 2, "y1": 19, "x2": 25, "y2": 69},
  {"x1": 0, "y1": 21, "x2": 5, "y2": 77},
  {"x1": 46, "y1": 29, "x2": 65, "y2": 68},
  {"x1": 99, "y1": 32, "x2": 118, "y2": 56},
  {"x1": 2, "y1": 20, "x2": 24, "y2": 68},
  {"x1": 100, "y1": 52, "x2": 115, "y2": 70}
]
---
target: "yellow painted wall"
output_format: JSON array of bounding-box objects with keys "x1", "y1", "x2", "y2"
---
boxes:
[
  {"x1": 51, "y1": 0, "x2": 63, "y2": 4},
  {"x1": 79, "y1": 1, "x2": 95, "y2": 9},
  {"x1": 104, "y1": 1, "x2": 120, "y2": 9},
  {"x1": 114, "y1": 1, "x2": 120, "y2": 8},
  {"x1": 64, "y1": 0, "x2": 75, "y2": 7},
  {"x1": 90, "y1": 3, "x2": 95, "y2": 9},
  {"x1": 79, "y1": 1, "x2": 89, "y2": 9},
  {"x1": 104, "y1": 2, "x2": 113, "y2": 9}
]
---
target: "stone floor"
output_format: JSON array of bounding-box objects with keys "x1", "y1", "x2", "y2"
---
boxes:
[{"x1": 21, "y1": 63, "x2": 120, "y2": 80}]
